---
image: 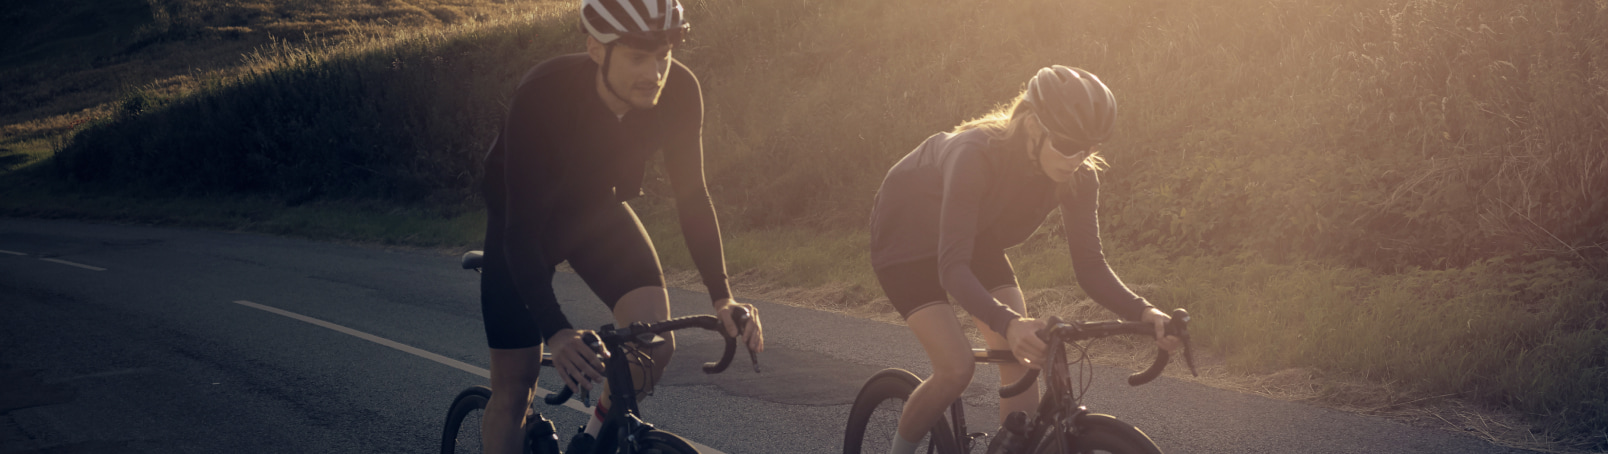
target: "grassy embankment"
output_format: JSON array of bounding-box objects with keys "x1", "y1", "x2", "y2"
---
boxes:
[
  {"x1": 2, "y1": 0, "x2": 534, "y2": 241},
  {"x1": 2, "y1": 0, "x2": 1605, "y2": 450}
]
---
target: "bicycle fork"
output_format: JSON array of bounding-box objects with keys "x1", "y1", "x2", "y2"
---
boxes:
[{"x1": 949, "y1": 399, "x2": 982, "y2": 453}]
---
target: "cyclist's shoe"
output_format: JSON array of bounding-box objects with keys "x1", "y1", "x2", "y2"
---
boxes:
[
  {"x1": 984, "y1": 411, "x2": 1029, "y2": 454},
  {"x1": 565, "y1": 430, "x2": 596, "y2": 454},
  {"x1": 524, "y1": 414, "x2": 559, "y2": 454}
]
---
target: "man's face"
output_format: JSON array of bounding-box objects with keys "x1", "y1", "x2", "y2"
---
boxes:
[{"x1": 591, "y1": 38, "x2": 673, "y2": 110}]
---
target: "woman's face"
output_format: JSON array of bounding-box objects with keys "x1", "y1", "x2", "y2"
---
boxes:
[{"x1": 1031, "y1": 116, "x2": 1093, "y2": 183}]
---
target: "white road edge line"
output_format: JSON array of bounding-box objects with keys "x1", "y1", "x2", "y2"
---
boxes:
[
  {"x1": 231, "y1": 300, "x2": 726, "y2": 454},
  {"x1": 0, "y1": 249, "x2": 27, "y2": 256},
  {"x1": 40, "y1": 258, "x2": 107, "y2": 271}
]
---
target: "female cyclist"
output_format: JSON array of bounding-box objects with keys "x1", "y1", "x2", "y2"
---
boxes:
[{"x1": 867, "y1": 66, "x2": 1182, "y2": 454}]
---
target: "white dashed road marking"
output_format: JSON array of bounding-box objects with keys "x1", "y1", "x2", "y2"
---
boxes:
[
  {"x1": 39, "y1": 258, "x2": 106, "y2": 271},
  {"x1": 1, "y1": 249, "x2": 106, "y2": 270},
  {"x1": 232, "y1": 300, "x2": 729, "y2": 454}
]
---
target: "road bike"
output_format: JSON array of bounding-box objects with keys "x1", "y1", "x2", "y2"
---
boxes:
[
  {"x1": 442, "y1": 251, "x2": 758, "y2": 454},
  {"x1": 843, "y1": 310, "x2": 1196, "y2": 454}
]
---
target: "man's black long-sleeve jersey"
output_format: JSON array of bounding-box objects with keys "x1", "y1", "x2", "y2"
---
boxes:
[{"x1": 481, "y1": 53, "x2": 732, "y2": 342}]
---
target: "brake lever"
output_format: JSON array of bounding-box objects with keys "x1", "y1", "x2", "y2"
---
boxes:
[
  {"x1": 731, "y1": 306, "x2": 760, "y2": 373},
  {"x1": 1169, "y1": 308, "x2": 1198, "y2": 377},
  {"x1": 578, "y1": 330, "x2": 604, "y2": 406},
  {"x1": 1039, "y1": 315, "x2": 1066, "y2": 343}
]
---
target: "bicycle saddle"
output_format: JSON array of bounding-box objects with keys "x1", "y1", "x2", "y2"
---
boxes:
[{"x1": 461, "y1": 250, "x2": 484, "y2": 270}]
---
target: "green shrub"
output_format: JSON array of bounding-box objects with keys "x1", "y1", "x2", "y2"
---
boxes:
[{"x1": 55, "y1": 17, "x2": 577, "y2": 201}]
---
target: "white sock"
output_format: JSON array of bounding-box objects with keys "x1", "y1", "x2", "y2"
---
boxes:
[
  {"x1": 889, "y1": 434, "x2": 919, "y2": 454},
  {"x1": 582, "y1": 403, "x2": 606, "y2": 437}
]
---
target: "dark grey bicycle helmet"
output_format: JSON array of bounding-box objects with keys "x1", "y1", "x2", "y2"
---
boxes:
[
  {"x1": 1024, "y1": 66, "x2": 1116, "y2": 152},
  {"x1": 581, "y1": 0, "x2": 689, "y2": 46}
]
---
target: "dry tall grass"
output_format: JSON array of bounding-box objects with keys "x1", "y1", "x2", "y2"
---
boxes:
[{"x1": 5, "y1": 0, "x2": 1606, "y2": 447}]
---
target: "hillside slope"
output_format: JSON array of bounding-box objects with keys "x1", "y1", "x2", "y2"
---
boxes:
[{"x1": 3, "y1": 0, "x2": 1605, "y2": 448}]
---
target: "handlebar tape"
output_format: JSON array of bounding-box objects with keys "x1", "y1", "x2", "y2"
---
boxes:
[
  {"x1": 543, "y1": 386, "x2": 575, "y2": 406},
  {"x1": 1126, "y1": 349, "x2": 1170, "y2": 386},
  {"x1": 999, "y1": 368, "x2": 1040, "y2": 398},
  {"x1": 701, "y1": 306, "x2": 750, "y2": 374}
]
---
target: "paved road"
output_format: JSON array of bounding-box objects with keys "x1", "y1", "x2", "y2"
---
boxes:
[{"x1": 0, "y1": 218, "x2": 1532, "y2": 453}]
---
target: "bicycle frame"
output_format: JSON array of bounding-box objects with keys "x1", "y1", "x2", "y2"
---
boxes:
[
  {"x1": 458, "y1": 250, "x2": 752, "y2": 454},
  {"x1": 540, "y1": 311, "x2": 750, "y2": 454},
  {"x1": 581, "y1": 328, "x2": 658, "y2": 454},
  {"x1": 935, "y1": 350, "x2": 1019, "y2": 453},
  {"x1": 932, "y1": 348, "x2": 1083, "y2": 453},
  {"x1": 1015, "y1": 336, "x2": 1085, "y2": 453},
  {"x1": 938, "y1": 312, "x2": 1195, "y2": 453}
]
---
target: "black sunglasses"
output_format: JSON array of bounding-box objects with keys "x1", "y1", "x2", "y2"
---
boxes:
[{"x1": 1040, "y1": 123, "x2": 1093, "y2": 159}]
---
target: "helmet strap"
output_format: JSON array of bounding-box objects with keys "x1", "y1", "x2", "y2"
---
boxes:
[
  {"x1": 1027, "y1": 121, "x2": 1046, "y2": 168},
  {"x1": 599, "y1": 42, "x2": 632, "y2": 112}
]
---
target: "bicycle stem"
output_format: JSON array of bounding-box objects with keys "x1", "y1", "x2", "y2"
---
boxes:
[
  {"x1": 541, "y1": 310, "x2": 759, "y2": 407},
  {"x1": 1000, "y1": 309, "x2": 1198, "y2": 397}
]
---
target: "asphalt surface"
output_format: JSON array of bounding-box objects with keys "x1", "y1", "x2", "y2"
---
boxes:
[{"x1": 0, "y1": 218, "x2": 1535, "y2": 453}]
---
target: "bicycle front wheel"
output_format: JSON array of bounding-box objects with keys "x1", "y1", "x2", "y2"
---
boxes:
[
  {"x1": 441, "y1": 386, "x2": 492, "y2": 454},
  {"x1": 842, "y1": 369, "x2": 960, "y2": 454},
  {"x1": 1037, "y1": 413, "x2": 1162, "y2": 454},
  {"x1": 630, "y1": 429, "x2": 700, "y2": 454}
]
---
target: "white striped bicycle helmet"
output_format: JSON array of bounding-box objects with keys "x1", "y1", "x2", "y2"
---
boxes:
[{"x1": 581, "y1": 0, "x2": 689, "y2": 46}]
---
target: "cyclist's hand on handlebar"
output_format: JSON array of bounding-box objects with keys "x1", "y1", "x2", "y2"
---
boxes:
[
  {"x1": 548, "y1": 329, "x2": 608, "y2": 394},
  {"x1": 715, "y1": 299, "x2": 764, "y2": 353},
  {"x1": 1141, "y1": 308, "x2": 1184, "y2": 353},
  {"x1": 1007, "y1": 317, "x2": 1048, "y2": 370}
]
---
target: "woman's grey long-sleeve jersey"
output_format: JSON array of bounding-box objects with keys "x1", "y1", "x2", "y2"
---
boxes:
[{"x1": 868, "y1": 128, "x2": 1154, "y2": 336}]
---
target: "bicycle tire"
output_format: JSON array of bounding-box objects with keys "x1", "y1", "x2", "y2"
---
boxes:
[
  {"x1": 628, "y1": 429, "x2": 701, "y2": 454},
  {"x1": 1035, "y1": 413, "x2": 1162, "y2": 454},
  {"x1": 442, "y1": 386, "x2": 493, "y2": 454},
  {"x1": 842, "y1": 368, "x2": 961, "y2": 454}
]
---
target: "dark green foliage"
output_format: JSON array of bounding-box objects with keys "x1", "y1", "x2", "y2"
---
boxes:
[
  {"x1": 0, "y1": 147, "x2": 25, "y2": 171},
  {"x1": 0, "y1": 0, "x2": 156, "y2": 64},
  {"x1": 53, "y1": 20, "x2": 578, "y2": 202}
]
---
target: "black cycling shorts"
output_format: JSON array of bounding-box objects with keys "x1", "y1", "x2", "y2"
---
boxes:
[
  {"x1": 481, "y1": 201, "x2": 666, "y2": 349},
  {"x1": 874, "y1": 251, "x2": 1018, "y2": 320}
]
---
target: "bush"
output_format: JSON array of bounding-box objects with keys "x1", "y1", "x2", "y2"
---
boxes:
[{"x1": 55, "y1": 17, "x2": 577, "y2": 202}]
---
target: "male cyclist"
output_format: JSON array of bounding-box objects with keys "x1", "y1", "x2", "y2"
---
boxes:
[{"x1": 479, "y1": 1, "x2": 763, "y2": 452}]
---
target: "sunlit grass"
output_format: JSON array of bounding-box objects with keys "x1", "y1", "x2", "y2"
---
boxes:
[
  {"x1": 2, "y1": 0, "x2": 1605, "y2": 448},
  {"x1": 680, "y1": 215, "x2": 1608, "y2": 450},
  {"x1": 635, "y1": 200, "x2": 878, "y2": 298}
]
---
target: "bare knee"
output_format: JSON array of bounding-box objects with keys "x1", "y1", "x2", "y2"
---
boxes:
[
  {"x1": 486, "y1": 387, "x2": 534, "y2": 420},
  {"x1": 487, "y1": 369, "x2": 538, "y2": 420},
  {"x1": 486, "y1": 347, "x2": 542, "y2": 419},
  {"x1": 612, "y1": 286, "x2": 673, "y2": 395},
  {"x1": 628, "y1": 331, "x2": 674, "y2": 397},
  {"x1": 649, "y1": 331, "x2": 675, "y2": 371},
  {"x1": 925, "y1": 359, "x2": 976, "y2": 396},
  {"x1": 632, "y1": 331, "x2": 675, "y2": 377}
]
